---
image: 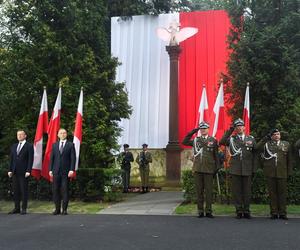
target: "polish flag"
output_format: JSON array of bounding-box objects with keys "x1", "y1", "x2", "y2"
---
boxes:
[
  {"x1": 72, "y1": 88, "x2": 83, "y2": 178},
  {"x1": 31, "y1": 88, "x2": 48, "y2": 179},
  {"x1": 210, "y1": 81, "x2": 225, "y2": 140},
  {"x1": 243, "y1": 83, "x2": 250, "y2": 135},
  {"x1": 195, "y1": 84, "x2": 209, "y2": 127},
  {"x1": 41, "y1": 88, "x2": 61, "y2": 181}
]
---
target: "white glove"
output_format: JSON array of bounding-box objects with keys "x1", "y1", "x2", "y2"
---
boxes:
[
  {"x1": 25, "y1": 172, "x2": 30, "y2": 178},
  {"x1": 8, "y1": 172, "x2": 13, "y2": 178}
]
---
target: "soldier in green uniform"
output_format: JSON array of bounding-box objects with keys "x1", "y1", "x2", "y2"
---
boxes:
[
  {"x1": 136, "y1": 143, "x2": 152, "y2": 193},
  {"x1": 118, "y1": 144, "x2": 134, "y2": 193},
  {"x1": 220, "y1": 118, "x2": 256, "y2": 219},
  {"x1": 258, "y1": 129, "x2": 292, "y2": 220},
  {"x1": 182, "y1": 122, "x2": 220, "y2": 218}
]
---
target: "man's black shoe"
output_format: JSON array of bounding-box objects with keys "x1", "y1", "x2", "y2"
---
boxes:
[
  {"x1": 20, "y1": 210, "x2": 27, "y2": 215},
  {"x1": 279, "y1": 215, "x2": 288, "y2": 220},
  {"x1": 235, "y1": 213, "x2": 243, "y2": 219},
  {"x1": 206, "y1": 213, "x2": 214, "y2": 218},
  {"x1": 8, "y1": 209, "x2": 20, "y2": 214},
  {"x1": 52, "y1": 210, "x2": 61, "y2": 215},
  {"x1": 243, "y1": 213, "x2": 252, "y2": 219},
  {"x1": 270, "y1": 214, "x2": 278, "y2": 219},
  {"x1": 62, "y1": 210, "x2": 68, "y2": 215},
  {"x1": 198, "y1": 212, "x2": 204, "y2": 218}
]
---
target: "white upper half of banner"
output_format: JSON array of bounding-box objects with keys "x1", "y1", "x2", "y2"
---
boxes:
[{"x1": 111, "y1": 13, "x2": 179, "y2": 148}]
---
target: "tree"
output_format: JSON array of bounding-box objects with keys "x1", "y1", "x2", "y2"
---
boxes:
[
  {"x1": 0, "y1": 0, "x2": 131, "y2": 167},
  {"x1": 225, "y1": 0, "x2": 300, "y2": 141}
]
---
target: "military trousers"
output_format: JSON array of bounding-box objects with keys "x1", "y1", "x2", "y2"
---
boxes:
[
  {"x1": 139, "y1": 166, "x2": 149, "y2": 187},
  {"x1": 266, "y1": 177, "x2": 287, "y2": 216},
  {"x1": 122, "y1": 169, "x2": 131, "y2": 191},
  {"x1": 194, "y1": 172, "x2": 214, "y2": 214},
  {"x1": 231, "y1": 175, "x2": 252, "y2": 214}
]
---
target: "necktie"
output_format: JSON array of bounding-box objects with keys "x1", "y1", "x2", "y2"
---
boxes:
[
  {"x1": 17, "y1": 143, "x2": 22, "y2": 155},
  {"x1": 60, "y1": 142, "x2": 64, "y2": 154}
]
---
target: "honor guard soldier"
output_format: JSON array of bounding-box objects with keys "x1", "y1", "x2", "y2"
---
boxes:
[
  {"x1": 136, "y1": 144, "x2": 152, "y2": 193},
  {"x1": 182, "y1": 122, "x2": 220, "y2": 218},
  {"x1": 220, "y1": 118, "x2": 256, "y2": 219},
  {"x1": 118, "y1": 144, "x2": 134, "y2": 193},
  {"x1": 258, "y1": 129, "x2": 293, "y2": 220}
]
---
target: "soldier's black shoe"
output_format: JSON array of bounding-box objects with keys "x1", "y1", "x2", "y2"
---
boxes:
[
  {"x1": 206, "y1": 213, "x2": 214, "y2": 218},
  {"x1": 62, "y1": 210, "x2": 68, "y2": 215},
  {"x1": 198, "y1": 212, "x2": 204, "y2": 218},
  {"x1": 20, "y1": 209, "x2": 27, "y2": 215},
  {"x1": 52, "y1": 210, "x2": 61, "y2": 215},
  {"x1": 235, "y1": 213, "x2": 243, "y2": 219},
  {"x1": 270, "y1": 214, "x2": 278, "y2": 219},
  {"x1": 8, "y1": 208, "x2": 20, "y2": 214},
  {"x1": 279, "y1": 215, "x2": 288, "y2": 220},
  {"x1": 243, "y1": 213, "x2": 252, "y2": 219}
]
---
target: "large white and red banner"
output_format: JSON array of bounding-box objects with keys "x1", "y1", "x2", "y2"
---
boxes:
[
  {"x1": 111, "y1": 10, "x2": 232, "y2": 148},
  {"x1": 41, "y1": 88, "x2": 61, "y2": 180},
  {"x1": 73, "y1": 89, "x2": 83, "y2": 174},
  {"x1": 32, "y1": 88, "x2": 48, "y2": 179}
]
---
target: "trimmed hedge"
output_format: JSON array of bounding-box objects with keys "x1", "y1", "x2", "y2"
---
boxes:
[
  {"x1": 182, "y1": 168, "x2": 300, "y2": 204},
  {"x1": 0, "y1": 163, "x2": 122, "y2": 201}
]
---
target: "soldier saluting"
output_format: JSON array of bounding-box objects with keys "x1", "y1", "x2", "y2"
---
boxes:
[
  {"x1": 257, "y1": 129, "x2": 293, "y2": 220},
  {"x1": 182, "y1": 121, "x2": 220, "y2": 218},
  {"x1": 220, "y1": 118, "x2": 256, "y2": 219}
]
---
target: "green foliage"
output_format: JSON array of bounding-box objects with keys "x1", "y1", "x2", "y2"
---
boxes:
[
  {"x1": 182, "y1": 168, "x2": 300, "y2": 204},
  {"x1": 0, "y1": 0, "x2": 132, "y2": 167},
  {"x1": 224, "y1": 0, "x2": 300, "y2": 141},
  {"x1": 0, "y1": 163, "x2": 122, "y2": 201}
]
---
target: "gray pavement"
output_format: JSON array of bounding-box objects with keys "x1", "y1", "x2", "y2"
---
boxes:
[
  {"x1": 98, "y1": 191, "x2": 183, "y2": 215},
  {"x1": 0, "y1": 213, "x2": 299, "y2": 250}
]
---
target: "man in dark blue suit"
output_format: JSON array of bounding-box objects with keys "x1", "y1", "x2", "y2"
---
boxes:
[
  {"x1": 8, "y1": 130, "x2": 34, "y2": 215},
  {"x1": 49, "y1": 128, "x2": 75, "y2": 215}
]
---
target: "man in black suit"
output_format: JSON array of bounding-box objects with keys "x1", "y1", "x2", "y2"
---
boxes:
[
  {"x1": 8, "y1": 130, "x2": 34, "y2": 215},
  {"x1": 49, "y1": 128, "x2": 75, "y2": 215}
]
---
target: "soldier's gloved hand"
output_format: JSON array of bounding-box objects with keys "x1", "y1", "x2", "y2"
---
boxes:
[
  {"x1": 190, "y1": 127, "x2": 200, "y2": 134},
  {"x1": 263, "y1": 133, "x2": 271, "y2": 141}
]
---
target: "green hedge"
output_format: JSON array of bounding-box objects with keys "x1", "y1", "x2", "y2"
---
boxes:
[
  {"x1": 0, "y1": 162, "x2": 122, "y2": 201},
  {"x1": 181, "y1": 168, "x2": 300, "y2": 204}
]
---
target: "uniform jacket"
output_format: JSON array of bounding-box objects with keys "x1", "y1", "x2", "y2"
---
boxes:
[
  {"x1": 119, "y1": 151, "x2": 134, "y2": 170},
  {"x1": 136, "y1": 151, "x2": 152, "y2": 169},
  {"x1": 257, "y1": 138, "x2": 292, "y2": 178},
  {"x1": 9, "y1": 142, "x2": 34, "y2": 175},
  {"x1": 220, "y1": 128, "x2": 257, "y2": 176},
  {"x1": 49, "y1": 141, "x2": 76, "y2": 176},
  {"x1": 182, "y1": 128, "x2": 220, "y2": 174}
]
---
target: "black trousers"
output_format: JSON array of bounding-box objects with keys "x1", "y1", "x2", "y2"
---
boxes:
[
  {"x1": 122, "y1": 169, "x2": 131, "y2": 191},
  {"x1": 53, "y1": 175, "x2": 69, "y2": 211},
  {"x1": 12, "y1": 174, "x2": 29, "y2": 210}
]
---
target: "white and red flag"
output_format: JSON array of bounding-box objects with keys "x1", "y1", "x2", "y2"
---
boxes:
[
  {"x1": 195, "y1": 84, "x2": 209, "y2": 127},
  {"x1": 243, "y1": 83, "x2": 250, "y2": 135},
  {"x1": 72, "y1": 88, "x2": 83, "y2": 178},
  {"x1": 31, "y1": 87, "x2": 48, "y2": 179},
  {"x1": 41, "y1": 87, "x2": 61, "y2": 181},
  {"x1": 210, "y1": 81, "x2": 225, "y2": 140}
]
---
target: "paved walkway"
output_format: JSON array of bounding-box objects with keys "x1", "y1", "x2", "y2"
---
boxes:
[{"x1": 98, "y1": 191, "x2": 183, "y2": 215}]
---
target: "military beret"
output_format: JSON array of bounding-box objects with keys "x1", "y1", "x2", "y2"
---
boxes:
[
  {"x1": 234, "y1": 118, "x2": 245, "y2": 127},
  {"x1": 142, "y1": 143, "x2": 148, "y2": 148},
  {"x1": 270, "y1": 128, "x2": 280, "y2": 136},
  {"x1": 123, "y1": 144, "x2": 129, "y2": 148},
  {"x1": 199, "y1": 121, "x2": 210, "y2": 129}
]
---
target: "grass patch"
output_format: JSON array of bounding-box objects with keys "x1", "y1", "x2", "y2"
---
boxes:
[{"x1": 175, "y1": 203, "x2": 300, "y2": 216}]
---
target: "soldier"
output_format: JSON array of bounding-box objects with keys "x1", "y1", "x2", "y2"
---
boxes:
[
  {"x1": 182, "y1": 122, "x2": 220, "y2": 218},
  {"x1": 258, "y1": 129, "x2": 292, "y2": 220},
  {"x1": 220, "y1": 118, "x2": 256, "y2": 219},
  {"x1": 118, "y1": 144, "x2": 134, "y2": 193},
  {"x1": 136, "y1": 143, "x2": 152, "y2": 193}
]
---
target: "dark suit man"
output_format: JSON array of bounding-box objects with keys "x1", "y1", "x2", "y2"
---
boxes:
[
  {"x1": 8, "y1": 130, "x2": 34, "y2": 214},
  {"x1": 49, "y1": 128, "x2": 75, "y2": 215}
]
